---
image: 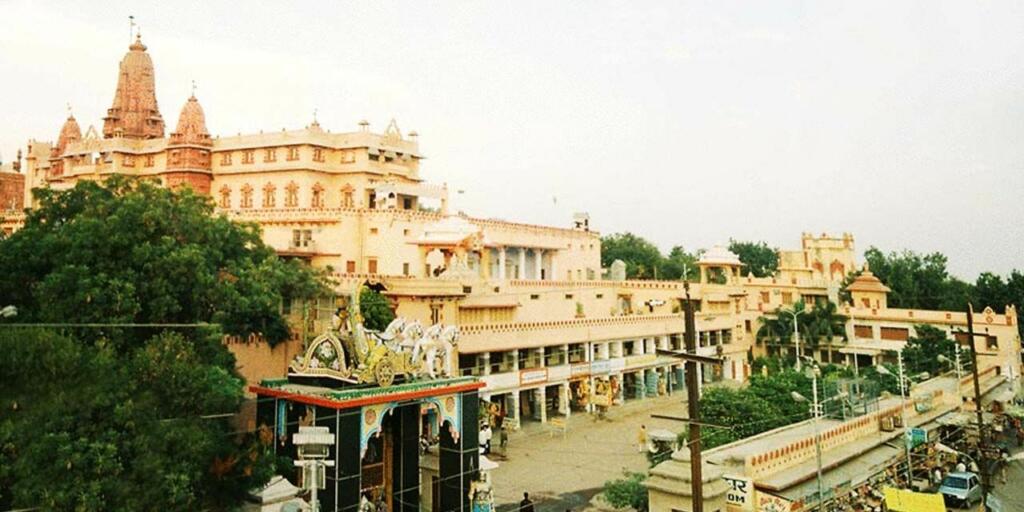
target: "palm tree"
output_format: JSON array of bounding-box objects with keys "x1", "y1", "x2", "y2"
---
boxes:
[
  {"x1": 756, "y1": 301, "x2": 806, "y2": 360},
  {"x1": 800, "y1": 300, "x2": 848, "y2": 362}
]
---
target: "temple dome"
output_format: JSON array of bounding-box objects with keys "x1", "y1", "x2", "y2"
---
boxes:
[
  {"x1": 844, "y1": 265, "x2": 891, "y2": 293},
  {"x1": 698, "y1": 245, "x2": 742, "y2": 266},
  {"x1": 53, "y1": 115, "x2": 82, "y2": 156},
  {"x1": 102, "y1": 33, "x2": 165, "y2": 139},
  {"x1": 170, "y1": 95, "x2": 211, "y2": 146}
]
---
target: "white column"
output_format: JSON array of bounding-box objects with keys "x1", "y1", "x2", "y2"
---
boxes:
[
  {"x1": 560, "y1": 382, "x2": 570, "y2": 415},
  {"x1": 538, "y1": 387, "x2": 547, "y2": 423},
  {"x1": 481, "y1": 353, "x2": 491, "y2": 376},
  {"x1": 498, "y1": 247, "x2": 507, "y2": 280},
  {"x1": 551, "y1": 253, "x2": 558, "y2": 281},
  {"x1": 534, "y1": 249, "x2": 544, "y2": 280},
  {"x1": 510, "y1": 391, "x2": 521, "y2": 429},
  {"x1": 518, "y1": 248, "x2": 526, "y2": 279}
]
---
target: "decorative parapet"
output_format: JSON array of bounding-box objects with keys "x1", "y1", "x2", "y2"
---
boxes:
[
  {"x1": 743, "y1": 393, "x2": 942, "y2": 480},
  {"x1": 842, "y1": 305, "x2": 1017, "y2": 327},
  {"x1": 459, "y1": 313, "x2": 681, "y2": 335}
]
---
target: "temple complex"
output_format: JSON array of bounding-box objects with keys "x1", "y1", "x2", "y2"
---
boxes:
[{"x1": 1, "y1": 34, "x2": 1020, "y2": 438}]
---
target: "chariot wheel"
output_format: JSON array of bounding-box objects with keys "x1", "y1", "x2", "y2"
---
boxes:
[{"x1": 375, "y1": 357, "x2": 395, "y2": 387}]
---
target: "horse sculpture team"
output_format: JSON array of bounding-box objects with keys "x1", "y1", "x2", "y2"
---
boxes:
[{"x1": 370, "y1": 317, "x2": 460, "y2": 379}]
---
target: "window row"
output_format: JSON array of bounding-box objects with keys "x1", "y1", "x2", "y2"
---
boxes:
[
  {"x1": 217, "y1": 182, "x2": 356, "y2": 209},
  {"x1": 217, "y1": 147, "x2": 358, "y2": 165}
]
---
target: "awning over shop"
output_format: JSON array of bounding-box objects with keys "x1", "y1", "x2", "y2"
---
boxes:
[{"x1": 839, "y1": 339, "x2": 906, "y2": 356}]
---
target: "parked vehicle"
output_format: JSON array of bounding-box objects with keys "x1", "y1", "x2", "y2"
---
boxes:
[{"x1": 938, "y1": 471, "x2": 982, "y2": 508}]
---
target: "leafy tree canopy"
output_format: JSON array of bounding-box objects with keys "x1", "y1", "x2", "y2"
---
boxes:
[
  {"x1": 603, "y1": 471, "x2": 649, "y2": 512},
  {"x1": 862, "y1": 247, "x2": 966, "y2": 311},
  {"x1": 0, "y1": 177, "x2": 328, "y2": 510},
  {"x1": 600, "y1": 233, "x2": 699, "y2": 280},
  {"x1": 0, "y1": 177, "x2": 328, "y2": 348},
  {"x1": 0, "y1": 329, "x2": 280, "y2": 511},
  {"x1": 601, "y1": 232, "x2": 664, "y2": 279},
  {"x1": 728, "y1": 239, "x2": 779, "y2": 278},
  {"x1": 360, "y1": 287, "x2": 396, "y2": 331}
]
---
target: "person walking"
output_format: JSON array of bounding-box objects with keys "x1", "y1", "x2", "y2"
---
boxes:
[
  {"x1": 519, "y1": 492, "x2": 535, "y2": 512},
  {"x1": 479, "y1": 424, "x2": 492, "y2": 455},
  {"x1": 637, "y1": 424, "x2": 648, "y2": 453}
]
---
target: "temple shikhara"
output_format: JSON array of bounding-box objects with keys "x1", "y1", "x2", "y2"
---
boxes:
[{"x1": 1, "y1": 33, "x2": 1020, "y2": 512}]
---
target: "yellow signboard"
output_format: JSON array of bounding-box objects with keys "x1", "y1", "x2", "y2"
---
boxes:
[{"x1": 882, "y1": 487, "x2": 946, "y2": 512}]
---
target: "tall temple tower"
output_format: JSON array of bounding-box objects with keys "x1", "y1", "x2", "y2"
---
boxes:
[
  {"x1": 102, "y1": 33, "x2": 165, "y2": 139},
  {"x1": 163, "y1": 94, "x2": 213, "y2": 194},
  {"x1": 48, "y1": 113, "x2": 81, "y2": 178}
]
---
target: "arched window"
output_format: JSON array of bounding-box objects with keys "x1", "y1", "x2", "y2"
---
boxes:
[
  {"x1": 341, "y1": 184, "x2": 354, "y2": 208},
  {"x1": 311, "y1": 183, "x2": 324, "y2": 208},
  {"x1": 240, "y1": 184, "x2": 253, "y2": 209},
  {"x1": 219, "y1": 185, "x2": 231, "y2": 209},
  {"x1": 285, "y1": 182, "x2": 299, "y2": 208},
  {"x1": 262, "y1": 182, "x2": 276, "y2": 208}
]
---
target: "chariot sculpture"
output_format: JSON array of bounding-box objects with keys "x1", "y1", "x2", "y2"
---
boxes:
[{"x1": 289, "y1": 285, "x2": 460, "y2": 387}]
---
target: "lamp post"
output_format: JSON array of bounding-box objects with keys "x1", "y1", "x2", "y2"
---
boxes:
[
  {"x1": 937, "y1": 351, "x2": 962, "y2": 400},
  {"x1": 293, "y1": 426, "x2": 336, "y2": 512},
  {"x1": 876, "y1": 358, "x2": 914, "y2": 486},
  {"x1": 779, "y1": 308, "x2": 806, "y2": 371},
  {"x1": 791, "y1": 358, "x2": 847, "y2": 511}
]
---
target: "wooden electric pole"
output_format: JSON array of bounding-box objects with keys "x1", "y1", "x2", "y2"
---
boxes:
[
  {"x1": 656, "y1": 281, "x2": 723, "y2": 512},
  {"x1": 965, "y1": 303, "x2": 990, "y2": 506}
]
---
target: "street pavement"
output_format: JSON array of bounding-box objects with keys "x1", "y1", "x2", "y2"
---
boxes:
[{"x1": 490, "y1": 394, "x2": 688, "y2": 512}]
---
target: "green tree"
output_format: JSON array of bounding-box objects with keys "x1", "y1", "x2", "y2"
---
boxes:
[
  {"x1": 660, "y1": 246, "x2": 699, "y2": 281},
  {"x1": 600, "y1": 232, "x2": 664, "y2": 279},
  {"x1": 0, "y1": 177, "x2": 327, "y2": 348},
  {"x1": 360, "y1": 287, "x2": 396, "y2": 331},
  {"x1": 603, "y1": 471, "x2": 649, "y2": 512},
  {"x1": 0, "y1": 177, "x2": 326, "y2": 510},
  {"x1": 728, "y1": 239, "x2": 779, "y2": 278},
  {"x1": 862, "y1": 247, "x2": 958, "y2": 310},
  {"x1": 0, "y1": 329, "x2": 280, "y2": 511},
  {"x1": 800, "y1": 300, "x2": 848, "y2": 350},
  {"x1": 901, "y1": 324, "x2": 958, "y2": 377}
]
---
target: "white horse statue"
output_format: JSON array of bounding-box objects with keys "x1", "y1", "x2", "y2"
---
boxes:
[{"x1": 413, "y1": 324, "x2": 459, "y2": 378}]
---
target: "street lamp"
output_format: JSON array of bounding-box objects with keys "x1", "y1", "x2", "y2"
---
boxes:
[
  {"x1": 779, "y1": 308, "x2": 807, "y2": 371},
  {"x1": 293, "y1": 426, "x2": 336, "y2": 512},
  {"x1": 937, "y1": 351, "x2": 962, "y2": 400},
  {"x1": 876, "y1": 359, "x2": 914, "y2": 487},
  {"x1": 791, "y1": 358, "x2": 848, "y2": 512}
]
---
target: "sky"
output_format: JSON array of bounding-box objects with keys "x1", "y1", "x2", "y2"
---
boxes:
[{"x1": 1, "y1": 1, "x2": 1022, "y2": 280}]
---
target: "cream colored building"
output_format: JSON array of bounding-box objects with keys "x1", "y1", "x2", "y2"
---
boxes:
[{"x1": 6, "y1": 36, "x2": 1022, "y2": 431}]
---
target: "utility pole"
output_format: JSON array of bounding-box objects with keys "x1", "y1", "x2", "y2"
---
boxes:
[
  {"x1": 965, "y1": 303, "x2": 989, "y2": 507},
  {"x1": 683, "y1": 282, "x2": 703, "y2": 512},
  {"x1": 655, "y1": 282, "x2": 723, "y2": 512}
]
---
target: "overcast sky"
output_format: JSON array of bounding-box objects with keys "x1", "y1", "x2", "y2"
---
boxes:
[{"x1": 1, "y1": 1, "x2": 1022, "y2": 279}]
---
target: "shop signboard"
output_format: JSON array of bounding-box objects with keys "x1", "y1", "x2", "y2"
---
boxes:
[
  {"x1": 755, "y1": 492, "x2": 792, "y2": 512},
  {"x1": 905, "y1": 427, "x2": 927, "y2": 449},
  {"x1": 723, "y1": 474, "x2": 754, "y2": 511},
  {"x1": 519, "y1": 368, "x2": 548, "y2": 386},
  {"x1": 609, "y1": 358, "x2": 626, "y2": 372},
  {"x1": 882, "y1": 487, "x2": 945, "y2": 512},
  {"x1": 626, "y1": 353, "x2": 657, "y2": 368},
  {"x1": 570, "y1": 362, "x2": 591, "y2": 378},
  {"x1": 591, "y1": 360, "x2": 611, "y2": 375}
]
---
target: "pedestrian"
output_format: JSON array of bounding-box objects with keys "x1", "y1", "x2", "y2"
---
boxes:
[
  {"x1": 956, "y1": 459, "x2": 967, "y2": 473},
  {"x1": 480, "y1": 424, "x2": 492, "y2": 455},
  {"x1": 1000, "y1": 449, "x2": 1009, "y2": 484},
  {"x1": 499, "y1": 422, "x2": 509, "y2": 450},
  {"x1": 932, "y1": 467, "x2": 942, "y2": 487},
  {"x1": 519, "y1": 492, "x2": 535, "y2": 512},
  {"x1": 637, "y1": 424, "x2": 648, "y2": 453}
]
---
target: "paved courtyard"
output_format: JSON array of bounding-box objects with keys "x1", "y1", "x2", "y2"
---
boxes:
[{"x1": 490, "y1": 394, "x2": 688, "y2": 512}]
